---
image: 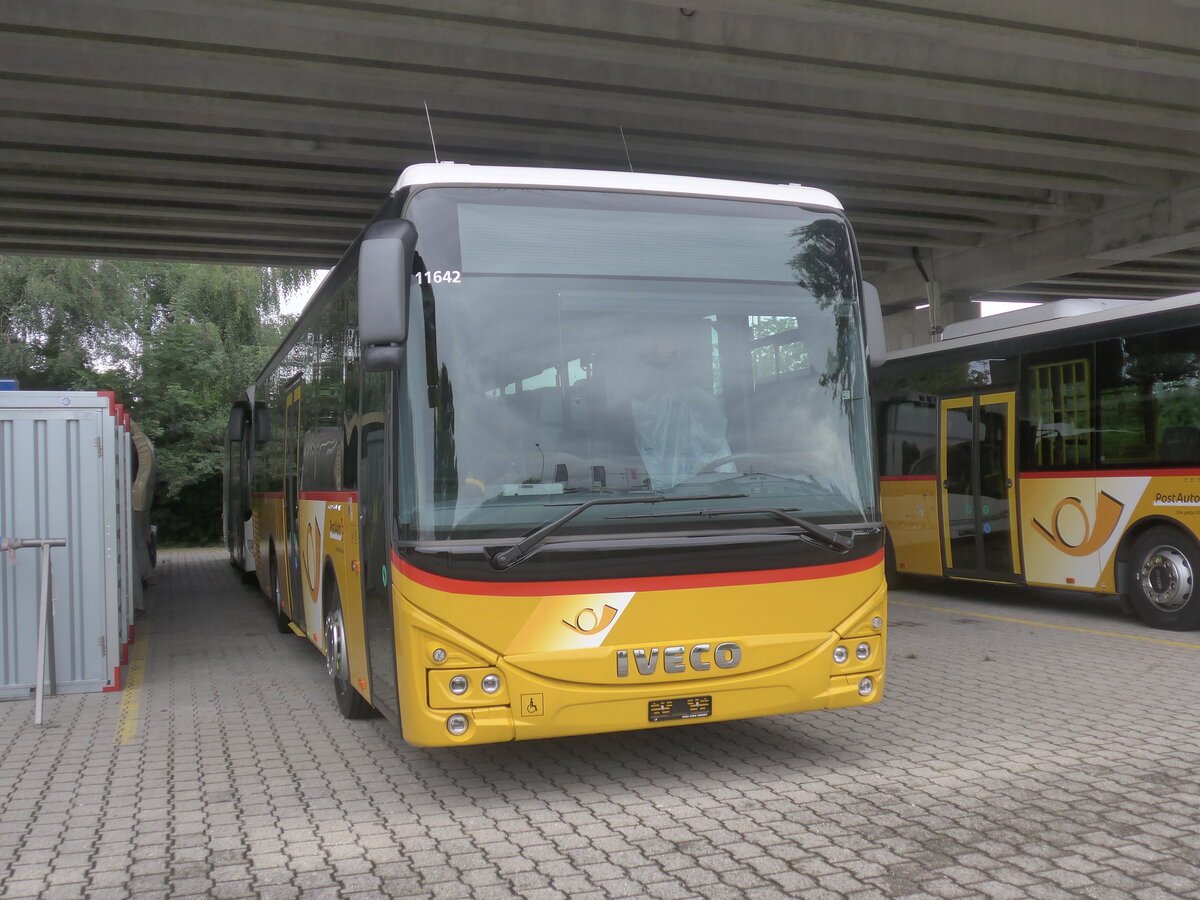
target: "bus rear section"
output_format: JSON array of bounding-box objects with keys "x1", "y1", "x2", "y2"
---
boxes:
[{"x1": 243, "y1": 163, "x2": 887, "y2": 745}]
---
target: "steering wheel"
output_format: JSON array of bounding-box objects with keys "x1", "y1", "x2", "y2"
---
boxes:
[{"x1": 696, "y1": 453, "x2": 779, "y2": 476}]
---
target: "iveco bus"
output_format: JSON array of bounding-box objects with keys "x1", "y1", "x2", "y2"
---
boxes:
[{"x1": 227, "y1": 163, "x2": 886, "y2": 745}]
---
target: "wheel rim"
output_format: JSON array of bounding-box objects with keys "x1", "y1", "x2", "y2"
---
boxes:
[
  {"x1": 1137, "y1": 544, "x2": 1194, "y2": 612},
  {"x1": 325, "y1": 606, "x2": 348, "y2": 688}
]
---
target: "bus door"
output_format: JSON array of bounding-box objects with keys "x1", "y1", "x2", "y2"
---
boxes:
[
  {"x1": 358, "y1": 372, "x2": 398, "y2": 721},
  {"x1": 939, "y1": 392, "x2": 1021, "y2": 580},
  {"x1": 284, "y1": 380, "x2": 306, "y2": 631}
]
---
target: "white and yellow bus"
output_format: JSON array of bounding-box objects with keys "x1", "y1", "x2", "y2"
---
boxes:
[
  {"x1": 876, "y1": 293, "x2": 1200, "y2": 631},
  {"x1": 227, "y1": 163, "x2": 886, "y2": 746}
]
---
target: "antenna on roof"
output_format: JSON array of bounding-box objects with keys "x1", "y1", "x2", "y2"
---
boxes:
[
  {"x1": 423, "y1": 101, "x2": 440, "y2": 163},
  {"x1": 619, "y1": 126, "x2": 634, "y2": 172},
  {"x1": 911, "y1": 246, "x2": 943, "y2": 341}
]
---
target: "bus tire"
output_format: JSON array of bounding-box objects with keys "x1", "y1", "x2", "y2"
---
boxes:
[
  {"x1": 270, "y1": 553, "x2": 291, "y2": 634},
  {"x1": 1125, "y1": 526, "x2": 1200, "y2": 630},
  {"x1": 324, "y1": 579, "x2": 374, "y2": 719}
]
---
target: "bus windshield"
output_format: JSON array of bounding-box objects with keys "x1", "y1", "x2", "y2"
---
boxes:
[{"x1": 400, "y1": 186, "x2": 876, "y2": 542}]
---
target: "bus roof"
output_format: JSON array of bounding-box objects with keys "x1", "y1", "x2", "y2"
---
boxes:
[
  {"x1": 391, "y1": 162, "x2": 844, "y2": 211},
  {"x1": 882, "y1": 290, "x2": 1200, "y2": 367}
]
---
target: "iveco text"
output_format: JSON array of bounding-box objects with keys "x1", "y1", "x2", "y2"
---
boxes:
[{"x1": 615, "y1": 643, "x2": 742, "y2": 677}]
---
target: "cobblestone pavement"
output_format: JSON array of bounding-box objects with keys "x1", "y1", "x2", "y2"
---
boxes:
[{"x1": 2, "y1": 548, "x2": 1200, "y2": 899}]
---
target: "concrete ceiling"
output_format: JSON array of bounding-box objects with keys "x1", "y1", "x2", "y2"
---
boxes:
[{"x1": 3, "y1": 0, "x2": 1200, "y2": 325}]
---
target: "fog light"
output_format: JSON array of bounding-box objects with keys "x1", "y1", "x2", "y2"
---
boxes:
[
  {"x1": 432, "y1": 648, "x2": 447, "y2": 663},
  {"x1": 481, "y1": 674, "x2": 501, "y2": 694},
  {"x1": 833, "y1": 646, "x2": 848, "y2": 664},
  {"x1": 858, "y1": 677, "x2": 874, "y2": 697},
  {"x1": 449, "y1": 675, "x2": 469, "y2": 695},
  {"x1": 446, "y1": 714, "x2": 469, "y2": 735},
  {"x1": 871, "y1": 616, "x2": 883, "y2": 630},
  {"x1": 856, "y1": 642, "x2": 871, "y2": 661}
]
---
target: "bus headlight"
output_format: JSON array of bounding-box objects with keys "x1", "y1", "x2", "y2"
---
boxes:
[
  {"x1": 833, "y1": 646, "x2": 849, "y2": 664},
  {"x1": 481, "y1": 674, "x2": 501, "y2": 694},
  {"x1": 858, "y1": 677, "x2": 874, "y2": 697},
  {"x1": 856, "y1": 642, "x2": 871, "y2": 661},
  {"x1": 432, "y1": 648, "x2": 447, "y2": 663},
  {"x1": 446, "y1": 714, "x2": 469, "y2": 736},
  {"x1": 449, "y1": 675, "x2": 469, "y2": 695},
  {"x1": 872, "y1": 616, "x2": 883, "y2": 630}
]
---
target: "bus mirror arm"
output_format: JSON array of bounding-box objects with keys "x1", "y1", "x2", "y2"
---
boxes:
[
  {"x1": 359, "y1": 218, "x2": 418, "y2": 372},
  {"x1": 862, "y1": 282, "x2": 887, "y2": 366}
]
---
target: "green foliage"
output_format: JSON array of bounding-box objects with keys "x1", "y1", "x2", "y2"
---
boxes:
[
  {"x1": 0, "y1": 256, "x2": 307, "y2": 543},
  {"x1": 0, "y1": 257, "x2": 138, "y2": 390}
]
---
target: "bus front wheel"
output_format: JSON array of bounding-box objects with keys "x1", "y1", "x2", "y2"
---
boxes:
[
  {"x1": 1125, "y1": 527, "x2": 1200, "y2": 630},
  {"x1": 270, "y1": 555, "x2": 291, "y2": 634},
  {"x1": 324, "y1": 580, "x2": 374, "y2": 719}
]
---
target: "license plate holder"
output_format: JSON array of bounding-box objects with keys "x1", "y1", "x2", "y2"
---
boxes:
[{"x1": 648, "y1": 695, "x2": 712, "y2": 722}]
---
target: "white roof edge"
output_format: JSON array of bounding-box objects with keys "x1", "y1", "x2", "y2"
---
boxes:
[
  {"x1": 391, "y1": 162, "x2": 843, "y2": 211},
  {"x1": 939, "y1": 298, "x2": 1139, "y2": 340},
  {"x1": 884, "y1": 290, "x2": 1200, "y2": 364}
]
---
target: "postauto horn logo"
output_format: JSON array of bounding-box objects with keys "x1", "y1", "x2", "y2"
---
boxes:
[
  {"x1": 1031, "y1": 491, "x2": 1124, "y2": 557},
  {"x1": 562, "y1": 604, "x2": 619, "y2": 635}
]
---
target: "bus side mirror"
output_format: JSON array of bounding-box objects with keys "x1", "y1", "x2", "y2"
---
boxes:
[
  {"x1": 226, "y1": 402, "x2": 249, "y2": 443},
  {"x1": 359, "y1": 218, "x2": 418, "y2": 372},
  {"x1": 253, "y1": 401, "x2": 271, "y2": 446},
  {"x1": 862, "y1": 281, "x2": 887, "y2": 367}
]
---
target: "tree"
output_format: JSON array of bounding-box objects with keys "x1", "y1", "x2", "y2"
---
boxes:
[
  {"x1": 0, "y1": 257, "x2": 140, "y2": 390},
  {"x1": 0, "y1": 256, "x2": 308, "y2": 544}
]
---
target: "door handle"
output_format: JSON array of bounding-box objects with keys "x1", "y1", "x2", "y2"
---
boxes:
[
  {"x1": 942, "y1": 479, "x2": 949, "y2": 490},
  {"x1": 1006, "y1": 478, "x2": 1013, "y2": 489}
]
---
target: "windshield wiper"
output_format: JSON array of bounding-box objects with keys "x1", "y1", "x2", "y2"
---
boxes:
[
  {"x1": 611, "y1": 506, "x2": 854, "y2": 552},
  {"x1": 488, "y1": 493, "x2": 749, "y2": 571}
]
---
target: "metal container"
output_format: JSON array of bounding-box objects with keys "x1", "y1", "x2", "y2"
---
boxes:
[{"x1": 0, "y1": 391, "x2": 136, "y2": 697}]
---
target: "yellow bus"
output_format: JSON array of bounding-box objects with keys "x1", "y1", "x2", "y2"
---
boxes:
[
  {"x1": 876, "y1": 293, "x2": 1200, "y2": 631},
  {"x1": 227, "y1": 163, "x2": 886, "y2": 746}
]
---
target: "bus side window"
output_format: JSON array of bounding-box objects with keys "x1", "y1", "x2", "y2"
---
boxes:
[
  {"x1": 1097, "y1": 331, "x2": 1200, "y2": 466},
  {"x1": 1026, "y1": 357, "x2": 1092, "y2": 468},
  {"x1": 879, "y1": 396, "x2": 937, "y2": 477}
]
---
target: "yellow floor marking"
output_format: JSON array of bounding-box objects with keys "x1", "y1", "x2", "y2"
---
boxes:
[
  {"x1": 115, "y1": 627, "x2": 151, "y2": 746},
  {"x1": 892, "y1": 599, "x2": 1200, "y2": 650}
]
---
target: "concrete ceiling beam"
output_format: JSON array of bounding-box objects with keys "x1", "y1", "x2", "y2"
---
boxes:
[{"x1": 871, "y1": 184, "x2": 1200, "y2": 307}]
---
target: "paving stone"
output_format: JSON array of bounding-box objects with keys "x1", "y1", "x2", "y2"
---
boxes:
[{"x1": 2, "y1": 550, "x2": 1200, "y2": 900}]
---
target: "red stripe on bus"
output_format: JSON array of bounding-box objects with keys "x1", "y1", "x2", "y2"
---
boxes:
[
  {"x1": 1020, "y1": 468, "x2": 1200, "y2": 479},
  {"x1": 880, "y1": 475, "x2": 937, "y2": 482},
  {"x1": 390, "y1": 549, "x2": 883, "y2": 597},
  {"x1": 297, "y1": 491, "x2": 359, "y2": 502}
]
